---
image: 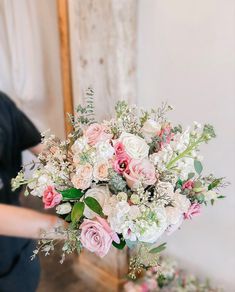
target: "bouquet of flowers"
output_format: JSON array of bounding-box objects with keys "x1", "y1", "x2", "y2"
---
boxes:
[
  {"x1": 12, "y1": 90, "x2": 226, "y2": 276},
  {"x1": 124, "y1": 256, "x2": 222, "y2": 292}
]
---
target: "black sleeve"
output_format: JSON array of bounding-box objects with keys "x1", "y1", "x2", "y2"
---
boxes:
[{"x1": 14, "y1": 107, "x2": 42, "y2": 151}]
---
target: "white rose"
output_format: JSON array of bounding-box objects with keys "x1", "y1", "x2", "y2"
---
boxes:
[
  {"x1": 137, "y1": 207, "x2": 167, "y2": 243},
  {"x1": 119, "y1": 132, "x2": 149, "y2": 160},
  {"x1": 141, "y1": 119, "x2": 161, "y2": 141},
  {"x1": 84, "y1": 186, "x2": 110, "y2": 219},
  {"x1": 95, "y1": 141, "x2": 114, "y2": 159},
  {"x1": 56, "y1": 202, "x2": 72, "y2": 215}
]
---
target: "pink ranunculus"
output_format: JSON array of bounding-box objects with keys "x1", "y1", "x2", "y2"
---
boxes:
[
  {"x1": 80, "y1": 217, "x2": 119, "y2": 257},
  {"x1": 84, "y1": 123, "x2": 112, "y2": 146},
  {"x1": 124, "y1": 159, "x2": 157, "y2": 189},
  {"x1": 182, "y1": 180, "x2": 194, "y2": 190},
  {"x1": 42, "y1": 186, "x2": 62, "y2": 209},
  {"x1": 113, "y1": 154, "x2": 131, "y2": 174},
  {"x1": 114, "y1": 142, "x2": 126, "y2": 157},
  {"x1": 184, "y1": 203, "x2": 201, "y2": 220}
]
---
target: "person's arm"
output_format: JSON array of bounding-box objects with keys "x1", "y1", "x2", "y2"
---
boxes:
[
  {"x1": 29, "y1": 143, "x2": 44, "y2": 156},
  {"x1": 0, "y1": 204, "x2": 67, "y2": 239}
]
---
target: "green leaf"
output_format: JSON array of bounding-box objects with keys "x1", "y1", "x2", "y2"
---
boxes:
[
  {"x1": 196, "y1": 194, "x2": 205, "y2": 203},
  {"x1": 112, "y1": 237, "x2": 126, "y2": 250},
  {"x1": 208, "y1": 178, "x2": 222, "y2": 190},
  {"x1": 217, "y1": 195, "x2": 225, "y2": 199},
  {"x1": 71, "y1": 202, "x2": 85, "y2": 222},
  {"x1": 64, "y1": 213, "x2": 71, "y2": 222},
  {"x1": 149, "y1": 242, "x2": 167, "y2": 254},
  {"x1": 176, "y1": 179, "x2": 183, "y2": 189},
  {"x1": 59, "y1": 188, "x2": 84, "y2": 200},
  {"x1": 84, "y1": 197, "x2": 104, "y2": 217},
  {"x1": 188, "y1": 172, "x2": 195, "y2": 180},
  {"x1": 194, "y1": 160, "x2": 203, "y2": 175}
]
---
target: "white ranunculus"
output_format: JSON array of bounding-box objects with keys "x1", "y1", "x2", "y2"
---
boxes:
[
  {"x1": 95, "y1": 141, "x2": 114, "y2": 159},
  {"x1": 56, "y1": 202, "x2": 72, "y2": 215},
  {"x1": 119, "y1": 132, "x2": 149, "y2": 160},
  {"x1": 141, "y1": 119, "x2": 161, "y2": 141},
  {"x1": 84, "y1": 186, "x2": 110, "y2": 219},
  {"x1": 137, "y1": 207, "x2": 167, "y2": 243}
]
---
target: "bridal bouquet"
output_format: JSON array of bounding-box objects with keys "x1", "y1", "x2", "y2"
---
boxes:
[{"x1": 12, "y1": 90, "x2": 225, "y2": 276}]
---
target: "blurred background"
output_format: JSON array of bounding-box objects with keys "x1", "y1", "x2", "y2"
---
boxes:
[{"x1": 0, "y1": 0, "x2": 234, "y2": 291}]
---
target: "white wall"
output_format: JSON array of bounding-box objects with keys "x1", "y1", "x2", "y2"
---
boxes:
[{"x1": 137, "y1": 0, "x2": 235, "y2": 290}]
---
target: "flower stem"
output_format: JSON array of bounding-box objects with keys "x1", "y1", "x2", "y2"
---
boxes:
[{"x1": 166, "y1": 138, "x2": 203, "y2": 169}]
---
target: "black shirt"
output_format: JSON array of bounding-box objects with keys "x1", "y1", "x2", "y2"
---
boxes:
[{"x1": 0, "y1": 92, "x2": 41, "y2": 292}]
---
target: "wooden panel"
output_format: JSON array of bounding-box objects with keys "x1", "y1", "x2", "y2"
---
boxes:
[
  {"x1": 69, "y1": 0, "x2": 137, "y2": 121},
  {"x1": 57, "y1": 0, "x2": 74, "y2": 135}
]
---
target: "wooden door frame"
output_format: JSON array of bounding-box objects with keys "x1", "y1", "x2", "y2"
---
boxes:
[{"x1": 57, "y1": 0, "x2": 74, "y2": 135}]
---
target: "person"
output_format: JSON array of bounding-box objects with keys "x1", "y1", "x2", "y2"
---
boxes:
[{"x1": 0, "y1": 92, "x2": 64, "y2": 292}]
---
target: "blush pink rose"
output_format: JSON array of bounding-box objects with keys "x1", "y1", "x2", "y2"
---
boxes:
[
  {"x1": 182, "y1": 180, "x2": 194, "y2": 190},
  {"x1": 84, "y1": 123, "x2": 112, "y2": 146},
  {"x1": 124, "y1": 159, "x2": 157, "y2": 189},
  {"x1": 184, "y1": 203, "x2": 201, "y2": 220},
  {"x1": 42, "y1": 186, "x2": 62, "y2": 209},
  {"x1": 80, "y1": 217, "x2": 120, "y2": 257}
]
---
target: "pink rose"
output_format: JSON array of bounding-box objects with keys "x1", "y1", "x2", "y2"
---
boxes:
[
  {"x1": 84, "y1": 123, "x2": 112, "y2": 146},
  {"x1": 43, "y1": 186, "x2": 62, "y2": 209},
  {"x1": 72, "y1": 163, "x2": 93, "y2": 190},
  {"x1": 182, "y1": 180, "x2": 194, "y2": 190},
  {"x1": 184, "y1": 203, "x2": 201, "y2": 220},
  {"x1": 80, "y1": 217, "x2": 120, "y2": 257},
  {"x1": 113, "y1": 154, "x2": 131, "y2": 174},
  {"x1": 114, "y1": 142, "x2": 126, "y2": 157},
  {"x1": 124, "y1": 159, "x2": 157, "y2": 189}
]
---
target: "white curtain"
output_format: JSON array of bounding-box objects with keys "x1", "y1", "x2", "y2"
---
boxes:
[
  {"x1": 0, "y1": 0, "x2": 65, "y2": 138},
  {"x1": 0, "y1": 0, "x2": 45, "y2": 102}
]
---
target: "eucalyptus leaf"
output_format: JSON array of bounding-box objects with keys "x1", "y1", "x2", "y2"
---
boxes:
[
  {"x1": 188, "y1": 172, "x2": 195, "y2": 180},
  {"x1": 84, "y1": 197, "x2": 104, "y2": 217},
  {"x1": 194, "y1": 160, "x2": 203, "y2": 175},
  {"x1": 149, "y1": 242, "x2": 167, "y2": 254},
  {"x1": 208, "y1": 178, "x2": 222, "y2": 190},
  {"x1": 59, "y1": 188, "x2": 84, "y2": 200},
  {"x1": 71, "y1": 202, "x2": 85, "y2": 222}
]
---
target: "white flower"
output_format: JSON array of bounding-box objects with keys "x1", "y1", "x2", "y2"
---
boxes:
[
  {"x1": 170, "y1": 129, "x2": 190, "y2": 153},
  {"x1": 129, "y1": 205, "x2": 141, "y2": 220},
  {"x1": 84, "y1": 186, "x2": 110, "y2": 219},
  {"x1": 93, "y1": 159, "x2": 109, "y2": 182},
  {"x1": 56, "y1": 202, "x2": 72, "y2": 215},
  {"x1": 137, "y1": 207, "x2": 167, "y2": 243},
  {"x1": 95, "y1": 141, "x2": 114, "y2": 159},
  {"x1": 71, "y1": 137, "x2": 88, "y2": 154},
  {"x1": 117, "y1": 192, "x2": 128, "y2": 201},
  {"x1": 173, "y1": 190, "x2": 191, "y2": 213},
  {"x1": 156, "y1": 181, "x2": 175, "y2": 199},
  {"x1": 150, "y1": 145, "x2": 173, "y2": 171},
  {"x1": 204, "y1": 190, "x2": 217, "y2": 202},
  {"x1": 141, "y1": 119, "x2": 161, "y2": 141},
  {"x1": 119, "y1": 132, "x2": 149, "y2": 160}
]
